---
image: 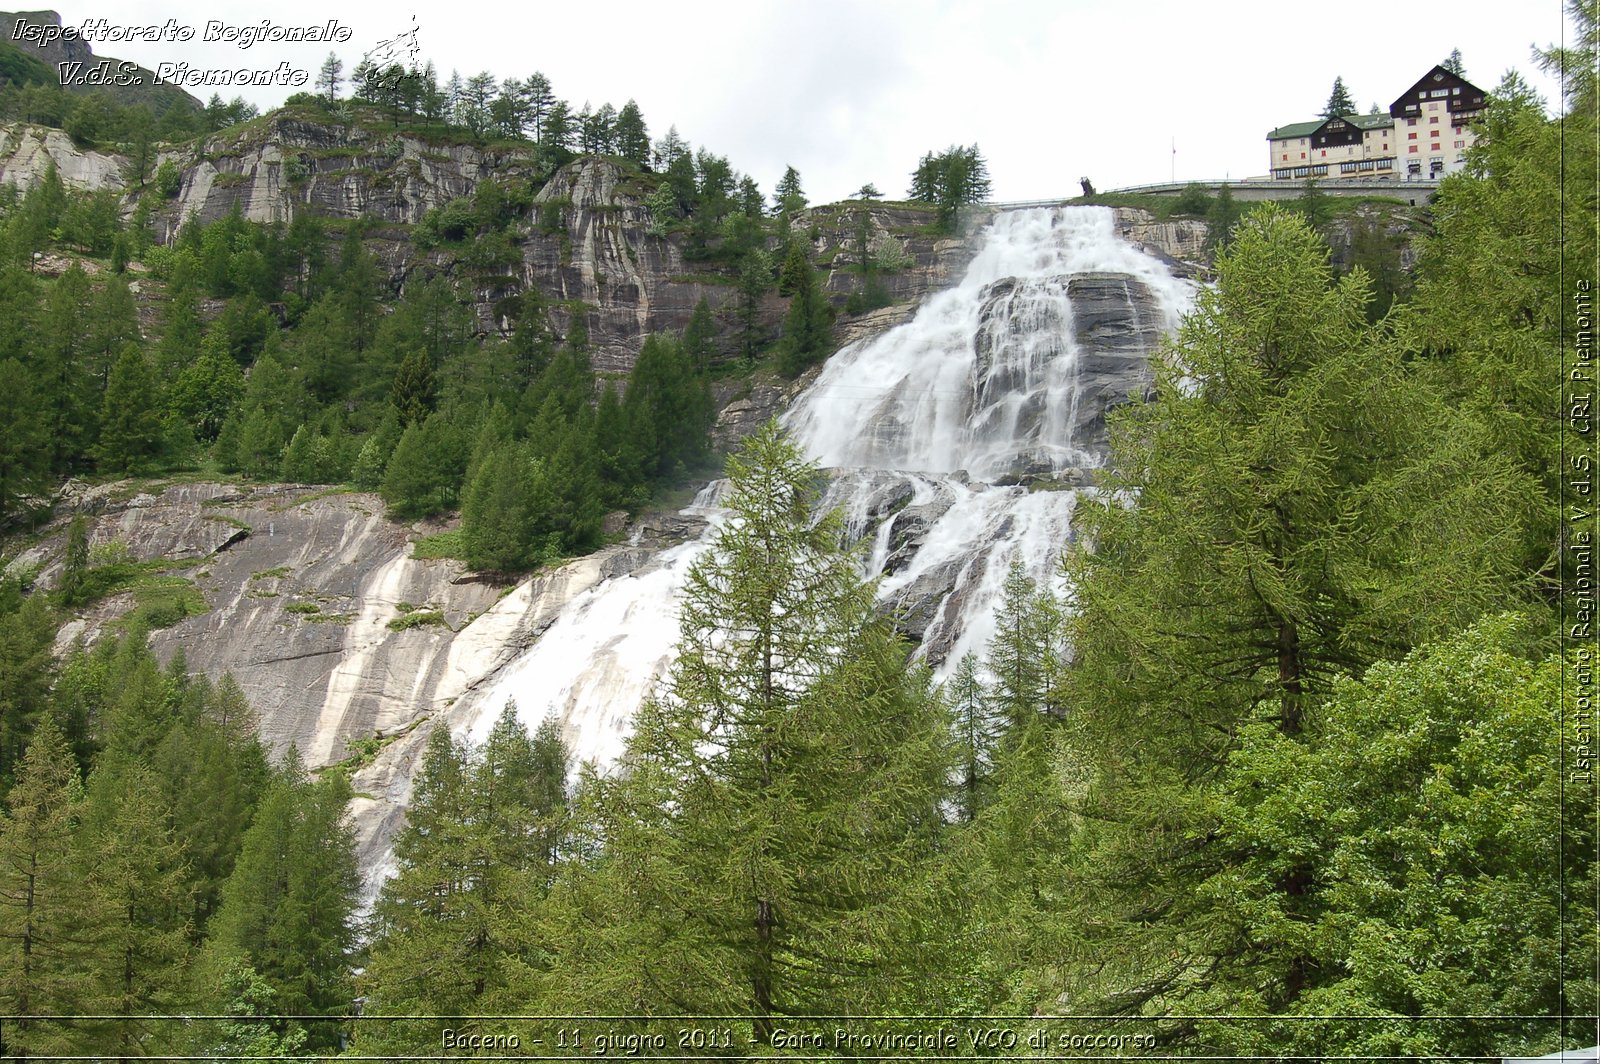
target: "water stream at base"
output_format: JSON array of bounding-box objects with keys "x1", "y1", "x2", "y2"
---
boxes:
[{"x1": 458, "y1": 206, "x2": 1193, "y2": 764}]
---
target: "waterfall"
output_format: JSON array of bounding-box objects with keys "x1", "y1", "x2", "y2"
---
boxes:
[{"x1": 458, "y1": 206, "x2": 1192, "y2": 764}]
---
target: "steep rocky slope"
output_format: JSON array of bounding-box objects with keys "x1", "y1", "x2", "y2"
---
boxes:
[
  {"x1": 8, "y1": 479, "x2": 715, "y2": 879},
  {"x1": 0, "y1": 112, "x2": 1213, "y2": 373}
]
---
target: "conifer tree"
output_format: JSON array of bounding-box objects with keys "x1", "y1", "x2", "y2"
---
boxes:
[
  {"x1": 75, "y1": 760, "x2": 192, "y2": 1056},
  {"x1": 58, "y1": 514, "x2": 90, "y2": 606},
  {"x1": 36, "y1": 263, "x2": 95, "y2": 473},
  {"x1": 461, "y1": 442, "x2": 556, "y2": 571},
  {"x1": 987, "y1": 562, "x2": 1067, "y2": 726},
  {"x1": 776, "y1": 245, "x2": 833, "y2": 377},
  {"x1": 1203, "y1": 183, "x2": 1241, "y2": 253},
  {"x1": 1321, "y1": 76, "x2": 1357, "y2": 117},
  {"x1": 944, "y1": 653, "x2": 998, "y2": 823},
  {"x1": 621, "y1": 334, "x2": 714, "y2": 485},
  {"x1": 85, "y1": 276, "x2": 140, "y2": 392},
  {"x1": 0, "y1": 718, "x2": 87, "y2": 1057},
  {"x1": 1401, "y1": 62, "x2": 1593, "y2": 595},
  {"x1": 95, "y1": 345, "x2": 165, "y2": 475},
  {"x1": 381, "y1": 415, "x2": 465, "y2": 518},
  {"x1": 208, "y1": 749, "x2": 359, "y2": 1051},
  {"x1": 682, "y1": 296, "x2": 717, "y2": 370},
  {"x1": 361, "y1": 710, "x2": 568, "y2": 1051},
  {"x1": 0, "y1": 594, "x2": 56, "y2": 789},
  {"x1": 543, "y1": 423, "x2": 951, "y2": 1028},
  {"x1": 351, "y1": 412, "x2": 403, "y2": 491},
  {"x1": 736, "y1": 247, "x2": 772, "y2": 363},
  {"x1": 594, "y1": 381, "x2": 645, "y2": 506},
  {"x1": 1056, "y1": 205, "x2": 1538, "y2": 1022},
  {"x1": 0, "y1": 358, "x2": 48, "y2": 526},
  {"x1": 614, "y1": 100, "x2": 650, "y2": 167},
  {"x1": 169, "y1": 329, "x2": 244, "y2": 443},
  {"x1": 316, "y1": 52, "x2": 343, "y2": 103}
]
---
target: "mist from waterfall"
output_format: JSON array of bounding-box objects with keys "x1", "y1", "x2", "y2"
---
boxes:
[{"x1": 460, "y1": 206, "x2": 1192, "y2": 765}]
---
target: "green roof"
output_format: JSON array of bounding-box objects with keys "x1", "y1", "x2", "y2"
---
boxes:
[
  {"x1": 1345, "y1": 112, "x2": 1394, "y2": 129},
  {"x1": 1268, "y1": 112, "x2": 1394, "y2": 140},
  {"x1": 1267, "y1": 120, "x2": 1323, "y2": 140}
]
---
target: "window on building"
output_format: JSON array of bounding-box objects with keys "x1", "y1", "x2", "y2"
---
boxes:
[
  {"x1": 1453, "y1": 140, "x2": 1465, "y2": 148},
  {"x1": 1282, "y1": 153, "x2": 1289, "y2": 161},
  {"x1": 1408, "y1": 132, "x2": 1418, "y2": 139},
  {"x1": 1430, "y1": 116, "x2": 1439, "y2": 123},
  {"x1": 1382, "y1": 143, "x2": 1388, "y2": 150},
  {"x1": 1300, "y1": 152, "x2": 1306, "y2": 159},
  {"x1": 1407, "y1": 117, "x2": 1417, "y2": 126},
  {"x1": 1431, "y1": 142, "x2": 1441, "y2": 150},
  {"x1": 1409, "y1": 146, "x2": 1419, "y2": 153}
]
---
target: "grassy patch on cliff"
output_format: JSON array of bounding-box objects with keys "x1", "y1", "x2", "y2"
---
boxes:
[
  {"x1": 387, "y1": 609, "x2": 448, "y2": 632},
  {"x1": 122, "y1": 581, "x2": 208, "y2": 631},
  {"x1": 410, "y1": 529, "x2": 465, "y2": 561}
]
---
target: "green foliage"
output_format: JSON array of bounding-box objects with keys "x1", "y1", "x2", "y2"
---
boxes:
[
  {"x1": 460, "y1": 441, "x2": 558, "y2": 571},
  {"x1": 776, "y1": 245, "x2": 834, "y2": 377},
  {"x1": 0, "y1": 358, "x2": 48, "y2": 525},
  {"x1": 385, "y1": 609, "x2": 448, "y2": 631},
  {"x1": 206, "y1": 962, "x2": 308, "y2": 1059},
  {"x1": 1203, "y1": 184, "x2": 1242, "y2": 253},
  {"x1": 540, "y1": 423, "x2": 951, "y2": 1025},
  {"x1": 1292, "y1": 178, "x2": 1334, "y2": 230},
  {"x1": 410, "y1": 528, "x2": 466, "y2": 560},
  {"x1": 908, "y1": 144, "x2": 991, "y2": 232},
  {"x1": 1056, "y1": 205, "x2": 1542, "y2": 1025},
  {"x1": 620, "y1": 334, "x2": 715, "y2": 486},
  {"x1": 72, "y1": 759, "x2": 193, "y2": 1056},
  {"x1": 95, "y1": 346, "x2": 165, "y2": 475},
  {"x1": 986, "y1": 562, "x2": 1066, "y2": 725},
  {"x1": 1197, "y1": 617, "x2": 1583, "y2": 1057},
  {"x1": 1400, "y1": 61, "x2": 1593, "y2": 597},
  {"x1": 205, "y1": 749, "x2": 359, "y2": 1051},
  {"x1": 1170, "y1": 182, "x2": 1212, "y2": 217},
  {"x1": 169, "y1": 330, "x2": 245, "y2": 443},
  {"x1": 381, "y1": 413, "x2": 467, "y2": 519},
  {"x1": 0, "y1": 718, "x2": 86, "y2": 1057},
  {"x1": 1322, "y1": 75, "x2": 1357, "y2": 118},
  {"x1": 358, "y1": 710, "x2": 569, "y2": 1053},
  {"x1": 58, "y1": 514, "x2": 90, "y2": 606},
  {"x1": 0, "y1": 594, "x2": 57, "y2": 789}
]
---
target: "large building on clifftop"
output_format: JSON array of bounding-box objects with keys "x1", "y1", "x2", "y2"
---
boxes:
[{"x1": 1267, "y1": 65, "x2": 1488, "y2": 182}]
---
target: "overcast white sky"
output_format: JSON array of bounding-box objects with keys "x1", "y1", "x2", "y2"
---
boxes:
[{"x1": 26, "y1": 0, "x2": 1575, "y2": 203}]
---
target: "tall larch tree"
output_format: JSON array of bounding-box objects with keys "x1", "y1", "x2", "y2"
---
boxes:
[{"x1": 541, "y1": 422, "x2": 951, "y2": 1032}]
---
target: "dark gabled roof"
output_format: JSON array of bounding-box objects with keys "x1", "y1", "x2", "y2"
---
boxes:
[{"x1": 1390, "y1": 64, "x2": 1488, "y2": 116}]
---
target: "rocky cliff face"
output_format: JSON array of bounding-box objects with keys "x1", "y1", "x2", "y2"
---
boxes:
[
  {"x1": 0, "y1": 123, "x2": 128, "y2": 191},
  {"x1": 9, "y1": 479, "x2": 712, "y2": 884},
  {"x1": 166, "y1": 114, "x2": 542, "y2": 229},
  {"x1": 0, "y1": 115, "x2": 1211, "y2": 374}
]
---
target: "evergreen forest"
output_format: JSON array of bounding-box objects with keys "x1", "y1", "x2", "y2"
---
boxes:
[{"x1": 0, "y1": 7, "x2": 1595, "y2": 1060}]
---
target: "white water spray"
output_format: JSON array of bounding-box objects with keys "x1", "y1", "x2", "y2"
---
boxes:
[{"x1": 459, "y1": 206, "x2": 1191, "y2": 763}]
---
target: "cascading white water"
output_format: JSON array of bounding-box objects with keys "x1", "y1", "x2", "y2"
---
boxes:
[{"x1": 460, "y1": 206, "x2": 1191, "y2": 764}]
